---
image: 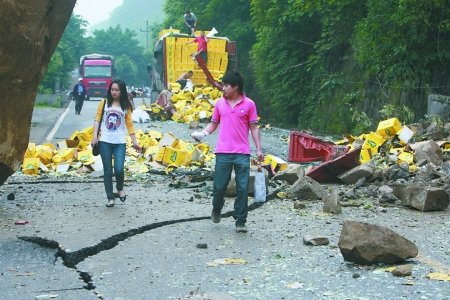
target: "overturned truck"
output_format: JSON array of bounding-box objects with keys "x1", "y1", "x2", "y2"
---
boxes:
[{"x1": 150, "y1": 29, "x2": 237, "y2": 95}]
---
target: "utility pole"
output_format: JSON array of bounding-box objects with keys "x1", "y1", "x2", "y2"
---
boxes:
[{"x1": 140, "y1": 20, "x2": 150, "y2": 52}]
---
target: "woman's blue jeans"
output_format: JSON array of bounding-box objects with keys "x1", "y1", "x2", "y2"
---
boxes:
[
  {"x1": 99, "y1": 141, "x2": 126, "y2": 200},
  {"x1": 212, "y1": 154, "x2": 250, "y2": 226}
]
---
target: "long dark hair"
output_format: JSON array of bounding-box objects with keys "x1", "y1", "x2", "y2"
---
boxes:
[{"x1": 106, "y1": 79, "x2": 133, "y2": 111}]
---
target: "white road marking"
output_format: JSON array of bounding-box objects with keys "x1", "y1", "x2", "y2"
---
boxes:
[{"x1": 46, "y1": 101, "x2": 73, "y2": 142}]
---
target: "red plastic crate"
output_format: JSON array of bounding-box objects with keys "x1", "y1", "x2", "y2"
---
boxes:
[
  {"x1": 306, "y1": 147, "x2": 362, "y2": 183},
  {"x1": 288, "y1": 130, "x2": 337, "y2": 163}
]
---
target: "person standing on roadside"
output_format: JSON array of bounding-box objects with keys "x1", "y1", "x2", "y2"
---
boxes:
[
  {"x1": 91, "y1": 79, "x2": 142, "y2": 208},
  {"x1": 73, "y1": 78, "x2": 86, "y2": 115},
  {"x1": 191, "y1": 71, "x2": 264, "y2": 233},
  {"x1": 183, "y1": 10, "x2": 197, "y2": 35}
]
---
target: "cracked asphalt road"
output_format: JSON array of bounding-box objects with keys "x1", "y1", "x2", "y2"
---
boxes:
[{"x1": 0, "y1": 104, "x2": 449, "y2": 299}]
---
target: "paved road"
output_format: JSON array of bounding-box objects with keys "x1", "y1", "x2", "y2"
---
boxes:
[{"x1": 1, "y1": 101, "x2": 448, "y2": 299}]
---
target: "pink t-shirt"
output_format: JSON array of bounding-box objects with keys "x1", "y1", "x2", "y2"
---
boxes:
[
  {"x1": 211, "y1": 95, "x2": 259, "y2": 154},
  {"x1": 194, "y1": 36, "x2": 208, "y2": 52}
]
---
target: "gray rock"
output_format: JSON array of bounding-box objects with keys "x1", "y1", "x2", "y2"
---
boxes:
[
  {"x1": 344, "y1": 187, "x2": 358, "y2": 199},
  {"x1": 354, "y1": 177, "x2": 367, "y2": 187},
  {"x1": 385, "y1": 163, "x2": 411, "y2": 181},
  {"x1": 410, "y1": 140, "x2": 443, "y2": 165},
  {"x1": 323, "y1": 191, "x2": 342, "y2": 214},
  {"x1": 425, "y1": 122, "x2": 444, "y2": 140},
  {"x1": 378, "y1": 185, "x2": 398, "y2": 203},
  {"x1": 338, "y1": 164, "x2": 374, "y2": 184},
  {"x1": 392, "y1": 184, "x2": 450, "y2": 211},
  {"x1": 272, "y1": 163, "x2": 305, "y2": 185},
  {"x1": 293, "y1": 200, "x2": 306, "y2": 209},
  {"x1": 441, "y1": 161, "x2": 450, "y2": 175},
  {"x1": 303, "y1": 235, "x2": 329, "y2": 246},
  {"x1": 392, "y1": 264, "x2": 413, "y2": 277},
  {"x1": 286, "y1": 176, "x2": 327, "y2": 200},
  {"x1": 338, "y1": 221, "x2": 418, "y2": 265}
]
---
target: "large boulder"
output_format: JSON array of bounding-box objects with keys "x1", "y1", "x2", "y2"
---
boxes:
[
  {"x1": 0, "y1": 0, "x2": 76, "y2": 184},
  {"x1": 338, "y1": 221, "x2": 418, "y2": 265}
]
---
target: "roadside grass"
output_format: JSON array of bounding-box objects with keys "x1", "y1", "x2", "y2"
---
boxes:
[{"x1": 34, "y1": 96, "x2": 62, "y2": 108}]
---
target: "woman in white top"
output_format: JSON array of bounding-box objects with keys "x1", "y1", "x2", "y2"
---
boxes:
[{"x1": 91, "y1": 80, "x2": 141, "y2": 207}]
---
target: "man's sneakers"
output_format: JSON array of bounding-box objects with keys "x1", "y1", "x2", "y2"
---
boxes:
[
  {"x1": 235, "y1": 224, "x2": 248, "y2": 233},
  {"x1": 211, "y1": 211, "x2": 221, "y2": 223},
  {"x1": 211, "y1": 210, "x2": 247, "y2": 233}
]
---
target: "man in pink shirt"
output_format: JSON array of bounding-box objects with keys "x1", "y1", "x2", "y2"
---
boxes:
[{"x1": 191, "y1": 71, "x2": 264, "y2": 233}]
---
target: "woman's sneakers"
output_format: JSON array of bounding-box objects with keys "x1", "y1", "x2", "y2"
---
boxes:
[{"x1": 106, "y1": 199, "x2": 115, "y2": 207}]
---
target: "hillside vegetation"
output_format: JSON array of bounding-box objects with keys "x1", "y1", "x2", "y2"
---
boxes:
[
  {"x1": 164, "y1": 0, "x2": 450, "y2": 134},
  {"x1": 93, "y1": 0, "x2": 165, "y2": 48}
]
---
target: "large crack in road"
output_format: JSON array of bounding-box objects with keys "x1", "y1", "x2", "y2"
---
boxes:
[{"x1": 17, "y1": 198, "x2": 271, "y2": 298}]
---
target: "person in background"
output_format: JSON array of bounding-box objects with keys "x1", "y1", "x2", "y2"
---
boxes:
[
  {"x1": 91, "y1": 79, "x2": 142, "y2": 207},
  {"x1": 187, "y1": 31, "x2": 208, "y2": 64},
  {"x1": 191, "y1": 71, "x2": 264, "y2": 233},
  {"x1": 183, "y1": 10, "x2": 197, "y2": 35},
  {"x1": 72, "y1": 78, "x2": 86, "y2": 115},
  {"x1": 176, "y1": 70, "x2": 193, "y2": 90}
]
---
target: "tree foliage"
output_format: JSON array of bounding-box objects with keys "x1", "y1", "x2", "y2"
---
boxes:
[
  {"x1": 88, "y1": 25, "x2": 148, "y2": 86},
  {"x1": 42, "y1": 1, "x2": 450, "y2": 133},
  {"x1": 39, "y1": 14, "x2": 88, "y2": 92},
  {"x1": 250, "y1": 0, "x2": 450, "y2": 132}
]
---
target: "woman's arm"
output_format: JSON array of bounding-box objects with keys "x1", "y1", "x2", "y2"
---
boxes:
[{"x1": 124, "y1": 110, "x2": 141, "y2": 151}]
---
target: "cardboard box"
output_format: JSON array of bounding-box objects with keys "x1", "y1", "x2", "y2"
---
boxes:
[
  {"x1": 362, "y1": 132, "x2": 385, "y2": 154},
  {"x1": 359, "y1": 149, "x2": 372, "y2": 164},
  {"x1": 22, "y1": 158, "x2": 40, "y2": 175},
  {"x1": 398, "y1": 151, "x2": 414, "y2": 165},
  {"x1": 158, "y1": 132, "x2": 179, "y2": 148},
  {"x1": 52, "y1": 148, "x2": 77, "y2": 163},
  {"x1": 263, "y1": 154, "x2": 288, "y2": 172},
  {"x1": 376, "y1": 117, "x2": 402, "y2": 137},
  {"x1": 162, "y1": 147, "x2": 188, "y2": 166}
]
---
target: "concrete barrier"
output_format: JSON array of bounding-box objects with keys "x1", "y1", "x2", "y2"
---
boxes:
[{"x1": 428, "y1": 94, "x2": 450, "y2": 118}]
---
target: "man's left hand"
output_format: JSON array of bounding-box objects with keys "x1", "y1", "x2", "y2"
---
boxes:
[{"x1": 256, "y1": 150, "x2": 264, "y2": 162}]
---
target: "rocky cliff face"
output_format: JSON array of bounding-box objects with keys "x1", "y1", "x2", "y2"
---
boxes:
[{"x1": 0, "y1": 0, "x2": 76, "y2": 184}]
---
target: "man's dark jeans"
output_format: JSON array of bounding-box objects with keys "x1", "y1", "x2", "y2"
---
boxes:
[{"x1": 212, "y1": 154, "x2": 250, "y2": 226}]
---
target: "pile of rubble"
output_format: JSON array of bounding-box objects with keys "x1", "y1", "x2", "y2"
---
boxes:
[
  {"x1": 272, "y1": 118, "x2": 449, "y2": 211},
  {"x1": 263, "y1": 118, "x2": 449, "y2": 272}
]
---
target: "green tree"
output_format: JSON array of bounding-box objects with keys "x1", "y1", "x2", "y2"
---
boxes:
[
  {"x1": 116, "y1": 55, "x2": 139, "y2": 85},
  {"x1": 39, "y1": 14, "x2": 88, "y2": 92},
  {"x1": 88, "y1": 25, "x2": 148, "y2": 86}
]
